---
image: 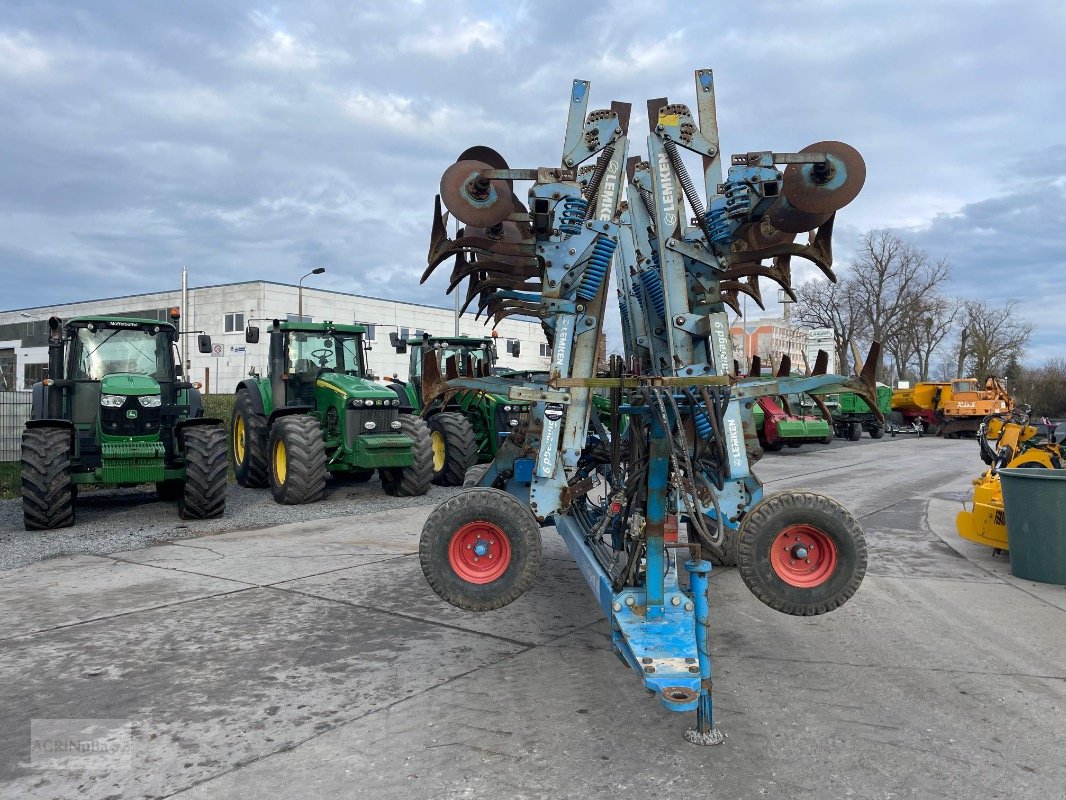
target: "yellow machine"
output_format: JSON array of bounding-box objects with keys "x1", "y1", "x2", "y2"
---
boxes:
[
  {"x1": 938, "y1": 377, "x2": 1013, "y2": 438},
  {"x1": 956, "y1": 408, "x2": 1063, "y2": 550}
]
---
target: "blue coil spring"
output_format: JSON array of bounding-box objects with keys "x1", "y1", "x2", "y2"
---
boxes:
[
  {"x1": 705, "y1": 202, "x2": 733, "y2": 247},
  {"x1": 619, "y1": 298, "x2": 630, "y2": 332},
  {"x1": 559, "y1": 196, "x2": 589, "y2": 236},
  {"x1": 638, "y1": 266, "x2": 666, "y2": 318},
  {"x1": 694, "y1": 408, "x2": 712, "y2": 440},
  {"x1": 723, "y1": 180, "x2": 752, "y2": 219},
  {"x1": 577, "y1": 237, "x2": 616, "y2": 300}
]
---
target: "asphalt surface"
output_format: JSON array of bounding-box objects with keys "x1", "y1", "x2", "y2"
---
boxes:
[{"x1": 1, "y1": 435, "x2": 1064, "y2": 799}]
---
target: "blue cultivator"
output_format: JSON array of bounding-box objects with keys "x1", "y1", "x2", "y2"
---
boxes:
[{"x1": 419, "y1": 69, "x2": 879, "y2": 744}]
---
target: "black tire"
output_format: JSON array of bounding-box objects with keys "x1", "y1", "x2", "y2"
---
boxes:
[
  {"x1": 736, "y1": 490, "x2": 867, "y2": 616},
  {"x1": 380, "y1": 415, "x2": 433, "y2": 497},
  {"x1": 420, "y1": 488, "x2": 542, "y2": 611},
  {"x1": 428, "y1": 412, "x2": 478, "y2": 486},
  {"x1": 231, "y1": 390, "x2": 268, "y2": 488},
  {"x1": 21, "y1": 427, "x2": 74, "y2": 531},
  {"x1": 179, "y1": 426, "x2": 228, "y2": 519},
  {"x1": 268, "y1": 415, "x2": 327, "y2": 504},
  {"x1": 848, "y1": 422, "x2": 863, "y2": 441},
  {"x1": 761, "y1": 438, "x2": 784, "y2": 453},
  {"x1": 463, "y1": 464, "x2": 491, "y2": 488},
  {"x1": 156, "y1": 479, "x2": 184, "y2": 501},
  {"x1": 785, "y1": 441, "x2": 802, "y2": 449},
  {"x1": 869, "y1": 424, "x2": 885, "y2": 440}
]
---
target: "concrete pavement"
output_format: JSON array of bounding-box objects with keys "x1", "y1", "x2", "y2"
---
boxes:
[{"x1": 1, "y1": 436, "x2": 1063, "y2": 799}]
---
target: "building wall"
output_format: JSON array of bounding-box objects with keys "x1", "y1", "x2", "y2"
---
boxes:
[
  {"x1": 729, "y1": 317, "x2": 810, "y2": 374},
  {"x1": 0, "y1": 282, "x2": 551, "y2": 391}
]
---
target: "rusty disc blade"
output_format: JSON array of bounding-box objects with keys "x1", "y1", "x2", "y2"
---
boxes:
[
  {"x1": 782, "y1": 140, "x2": 866, "y2": 215},
  {"x1": 440, "y1": 159, "x2": 514, "y2": 228},
  {"x1": 745, "y1": 217, "x2": 796, "y2": 249},
  {"x1": 766, "y1": 197, "x2": 831, "y2": 234},
  {"x1": 457, "y1": 146, "x2": 511, "y2": 187}
]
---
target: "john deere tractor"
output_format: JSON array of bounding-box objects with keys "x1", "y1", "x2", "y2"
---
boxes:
[
  {"x1": 386, "y1": 334, "x2": 524, "y2": 486},
  {"x1": 21, "y1": 314, "x2": 226, "y2": 530},
  {"x1": 231, "y1": 320, "x2": 433, "y2": 503}
]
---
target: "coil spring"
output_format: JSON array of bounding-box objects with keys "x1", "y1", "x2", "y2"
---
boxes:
[
  {"x1": 723, "y1": 180, "x2": 752, "y2": 219},
  {"x1": 704, "y1": 202, "x2": 733, "y2": 248},
  {"x1": 577, "y1": 237, "x2": 616, "y2": 300},
  {"x1": 638, "y1": 265, "x2": 666, "y2": 318},
  {"x1": 619, "y1": 297, "x2": 630, "y2": 333},
  {"x1": 559, "y1": 196, "x2": 588, "y2": 236},
  {"x1": 694, "y1": 408, "x2": 712, "y2": 440}
]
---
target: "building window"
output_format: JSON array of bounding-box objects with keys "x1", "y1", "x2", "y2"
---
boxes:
[
  {"x1": 287, "y1": 314, "x2": 312, "y2": 323},
  {"x1": 24, "y1": 363, "x2": 47, "y2": 386},
  {"x1": 539, "y1": 343, "x2": 550, "y2": 357},
  {"x1": 224, "y1": 312, "x2": 245, "y2": 333}
]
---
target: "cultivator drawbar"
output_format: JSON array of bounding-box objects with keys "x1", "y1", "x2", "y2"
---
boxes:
[{"x1": 419, "y1": 70, "x2": 879, "y2": 744}]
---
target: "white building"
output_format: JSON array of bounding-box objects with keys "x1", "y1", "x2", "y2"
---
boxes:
[{"x1": 0, "y1": 281, "x2": 551, "y2": 392}]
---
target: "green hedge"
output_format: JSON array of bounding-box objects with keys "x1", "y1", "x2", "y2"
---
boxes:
[
  {"x1": 0, "y1": 462, "x2": 19, "y2": 500},
  {"x1": 202, "y1": 393, "x2": 236, "y2": 423}
]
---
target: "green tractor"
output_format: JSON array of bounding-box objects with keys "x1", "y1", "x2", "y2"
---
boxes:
[
  {"x1": 230, "y1": 320, "x2": 433, "y2": 503},
  {"x1": 830, "y1": 383, "x2": 891, "y2": 441},
  {"x1": 21, "y1": 314, "x2": 227, "y2": 529},
  {"x1": 385, "y1": 334, "x2": 524, "y2": 486}
]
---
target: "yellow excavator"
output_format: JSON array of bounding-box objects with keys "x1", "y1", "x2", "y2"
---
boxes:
[{"x1": 956, "y1": 406, "x2": 1063, "y2": 551}]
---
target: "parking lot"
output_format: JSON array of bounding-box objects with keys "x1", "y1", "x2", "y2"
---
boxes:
[{"x1": 1, "y1": 435, "x2": 1064, "y2": 799}]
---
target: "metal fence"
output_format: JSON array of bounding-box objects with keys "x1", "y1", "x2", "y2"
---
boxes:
[{"x1": 0, "y1": 391, "x2": 31, "y2": 462}]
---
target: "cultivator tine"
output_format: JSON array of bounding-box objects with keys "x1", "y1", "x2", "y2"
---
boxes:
[
  {"x1": 722, "y1": 291, "x2": 741, "y2": 315},
  {"x1": 859, "y1": 341, "x2": 880, "y2": 390},
  {"x1": 777, "y1": 354, "x2": 792, "y2": 378},
  {"x1": 722, "y1": 275, "x2": 764, "y2": 309},
  {"x1": 813, "y1": 350, "x2": 829, "y2": 376},
  {"x1": 750, "y1": 355, "x2": 762, "y2": 377},
  {"x1": 445, "y1": 354, "x2": 460, "y2": 380}
]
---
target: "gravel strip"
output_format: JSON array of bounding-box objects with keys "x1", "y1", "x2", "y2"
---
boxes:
[{"x1": 0, "y1": 479, "x2": 462, "y2": 571}]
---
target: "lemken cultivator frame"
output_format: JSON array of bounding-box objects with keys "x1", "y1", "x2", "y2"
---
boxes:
[{"x1": 418, "y1": 70, "x2": 880, "y2": 744}]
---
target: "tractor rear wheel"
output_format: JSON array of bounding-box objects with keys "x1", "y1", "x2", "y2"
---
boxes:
[
  {"x1": 179, "y1": 426, "x2": 228, "y2": 519},
  {"x1": 21, "y1": 427, "x2": 75, "y2": 531},
  {"x1": 380, "y1": 415, "x2": 433, "y2": 497},
  {"x1": 736, "y1": 490, "x2": 867, "y2": 616},
  {"x1": 428, "y1": 412, "x2": 478, "y2": 486},
  {"x1": 420, "y1": 488, "x2": 542, "y2": 610},
  {"x1": 268, "y1": 415, "x2": 327, "y2": 504},
  {"x1": 848, "y1": 422, "x2": 863, "y2": 441},
  {"x1": 231, "y1": 390, "x2": 268, "y2": 488}
]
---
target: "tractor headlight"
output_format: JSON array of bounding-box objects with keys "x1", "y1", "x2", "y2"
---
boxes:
[
  {"x1": 509, "y1": 419, "x2": 519, "y2": 427},
  {"x1": 392, "y1": 398, "x2": 400, "y2": 406},
  {"x1": 390, "y1": 420, "x2": 402, "y2": 430},
  {"x1": 503, "y1": 405, "x2": 512, "y2": 412},
  {"x1": 349, "y1": 398, "x2": 365, "y2": 407},
  {"x1": 364, "y1": 421, "x2": 377, "y2": 431},
  {"x1": 100, "y1": 394, "x2": 125, "y2": 408},
  {"x1": 138, "y1": 396, "x2": 162, "y2": 408}
]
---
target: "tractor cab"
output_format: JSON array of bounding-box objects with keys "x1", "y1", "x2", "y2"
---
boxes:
[{"x1": 391, "y1": 334, "x2": 497, "y2": 392}]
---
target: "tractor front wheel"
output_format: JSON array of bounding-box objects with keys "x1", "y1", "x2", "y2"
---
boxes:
[
  {"x1": 179, "y1": 426, "x2": 228, "y2": 519},
  {"x1": 231, "y1": 390, "x2": 268, "y2": 488},
  {"x1": 21, "y1": 427, "x2": 75, "y2": 531},
  {"x1": 268, "y1": 415, "x2": 327, "y2": 504},
  {"x1": 428, "y1": 412, "x2": 478, "y2": 486},
  {"x1": 420, "y1": 488, "x2": 542, "y2": 610},
  {"x1": 736, "y1": 490, "x2": 867, "y2": 616},
  {"x1": 380, "y1": 415, "x2": 433, "y2": 497}
]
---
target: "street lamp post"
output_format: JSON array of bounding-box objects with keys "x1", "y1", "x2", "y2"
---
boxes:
[{"x1": 298, "y1": 267, "x2": 326, "y2": 321}]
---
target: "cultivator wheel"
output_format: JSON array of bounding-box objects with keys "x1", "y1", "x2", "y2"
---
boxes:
[
  {"x1": 736, "y1": 491, "x2": 867, "y2": 616},
  {"x1": 420, "y1": 489, "x2": 542, "y2": 611},
  {"x1": 179, "y1": 426, "x2": 228, "y2": 519},
  {"x1": 428, "y1": 412, "x2": 478, "y2": 487},
  {"x1": 21, "y1": 426, "x2": 74, "y2": 531},
  {"x1": 380, "y1": 415, "x2": 433, "y2": 497},
  {"x1": 231, "y1": 389, "x2": 268, "y2": 488},
  {"x1": 268, "y1": 415, "x2": 326, "y2": 505}
]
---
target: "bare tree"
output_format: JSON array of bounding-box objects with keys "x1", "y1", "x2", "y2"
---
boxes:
[
  {"x1": 957, "y1": 299, "x2": 1032, "y2": 378},
  {"x1": 848, "y1": 230, "x2": 951, "y2": 381},
  {"x1": 794, "y1": 277, "x2": 867, "y2": 374}
]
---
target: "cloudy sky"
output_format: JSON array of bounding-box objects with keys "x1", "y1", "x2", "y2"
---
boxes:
[{"x1": 1, "y1": 1, "x2": 1063, "y2": 361}]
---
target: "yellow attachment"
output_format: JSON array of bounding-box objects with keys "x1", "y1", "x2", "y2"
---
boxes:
[
  {"x1": 274, "y1": 438, "x2": 288, "y2": 484},
  {"x1": 431, "y1": 430, "x2": 446, "y2": 473},
  {"x1": 233, "y1": 415, "x2": 246, "y2": 466},
  {"x1": 956, "y1": 470, "x2": 1009, "y2": 550}
]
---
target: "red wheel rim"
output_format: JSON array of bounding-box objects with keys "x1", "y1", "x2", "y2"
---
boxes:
[
  {"x1": 448, "y1": 521, "x2": 511, "y2": 584},
  {"x1": 769, "y1": 524, "x2": 838, "y2": 588}
]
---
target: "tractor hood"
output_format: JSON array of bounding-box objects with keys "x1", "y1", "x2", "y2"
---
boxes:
[
  {"x1": 100, "y1": 373, "x2": 161, "y2": 396},
  {"x1": 315, "y1": 372, "x2": 396, "y2": 402}
]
